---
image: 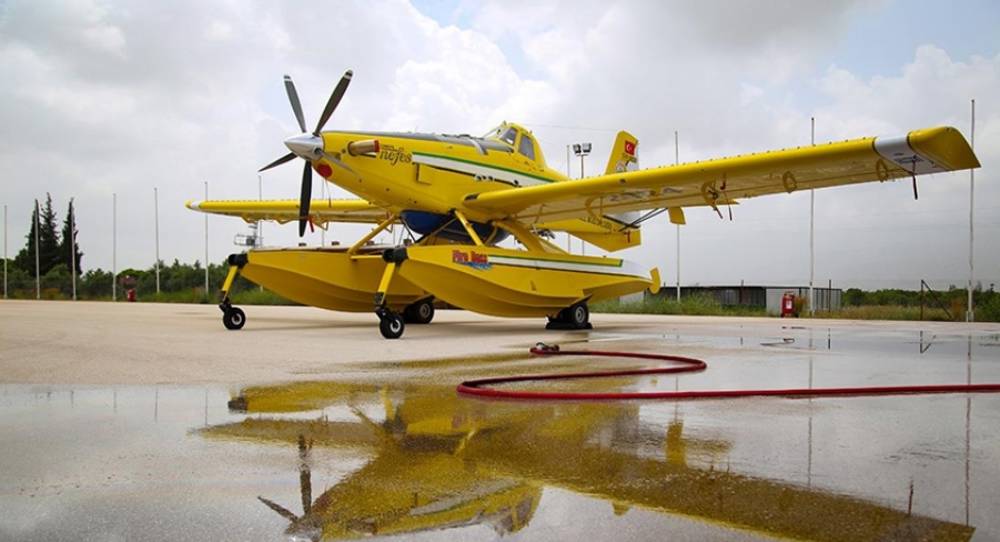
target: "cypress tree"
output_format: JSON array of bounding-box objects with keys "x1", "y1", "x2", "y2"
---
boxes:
[
  {"x1": 59, "y1": 198, "x2": 83, "y2": 275},
  {"x1": 37, "y1": 193, "x2": 61, "y2": 274},
  {"x1": 13, "y1": 201, "x2": 39, "y2": 275}
]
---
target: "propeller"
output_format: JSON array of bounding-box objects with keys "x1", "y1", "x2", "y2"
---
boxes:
[{"x1": 259, "y1": 70, "x2": 354, "y2": 236}]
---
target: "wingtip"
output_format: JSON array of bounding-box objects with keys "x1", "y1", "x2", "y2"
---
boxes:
[
  {"x1": 186, "y1": 199, "x2": 202, "y2": 210},
  {"x1": 908, "y1": 125, "x2": 981, "y2": 170}
]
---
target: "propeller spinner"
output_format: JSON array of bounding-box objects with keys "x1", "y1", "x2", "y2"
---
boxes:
[{"x1": 260, "y1": 70, "x2": 353, "y2": 236}]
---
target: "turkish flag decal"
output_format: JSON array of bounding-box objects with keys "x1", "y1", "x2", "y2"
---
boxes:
[{"x1": 624, "y1": 140, "x2": 636, "y2": 156}]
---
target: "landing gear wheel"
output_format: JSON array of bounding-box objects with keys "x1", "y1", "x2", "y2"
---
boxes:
[
  {"x1": 545, "y1": 302, "x2": 592, "y2": 330},
  {"x1": 403, "y1": 298, "x2": 435, "y2": 324},
  {"x1": 223, "y1": 307, "x2": 246, "y2": 330},
  {"x1": 379, "y1": 311, "x2": 405, "y2": 339},
  {"x1": 568, "y1": 302, "x2": 589, "y2": 328}
]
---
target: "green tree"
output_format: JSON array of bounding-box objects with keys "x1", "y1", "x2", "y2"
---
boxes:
[
  {"x1": 58, "y1": 198, "x2": 83, "y2": 276},
  {"x1": 14, "y1": 194, "x2": 61, "y2": 276},
  {"x1": 13, "y1": 200, "x2": 40, "y2": 275}
]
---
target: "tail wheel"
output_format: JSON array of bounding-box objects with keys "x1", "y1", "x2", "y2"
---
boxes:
[
  {"x1": 379, "y1": 312, "x2": 405, "y2": 339},
  {"x1": 568, "y1": 302, "x2": 589, "y2": 328},
  {"x1": 223, "y1": 307, "x2": 246, "y2": 330},
  {"x1": 404, "y1": 298, "x2": 435, "y2": 324}
]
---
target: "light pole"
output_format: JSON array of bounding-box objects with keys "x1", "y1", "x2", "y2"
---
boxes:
[
  {"x1": 34, "y1": 199, "x2": 40, "y2": 300},
  {"x1": 967, "y1": 99, "x2": 976, "y2": 322},
  {"x1": 203, "y1": 181, "x2": 209, "y2": 296},
  {"x1": 3, "y1": 204, "x2": 7, "y2": 299},
  {"x1": 257, "y1": 174, "x2": 264, "y2": 248},
  {"x1": 565, "y1": 145, "x2": 572, "y2": 251},
  {"x1": 69, "y1": 198, "x2": 76, "y2": 300},
  {"x1": 154, "y1": 187, "x2": 161, "y2": 294},
  {"x1": 675, "y1": 131, "x2": 680, "y2": 302},
  {"x1": 112, "y1": 193, "x2": 117, "y2": 302},
  {"x1": 809, "y1": 117, "x2": 815, "y2": 316},
  {"x1": 572, "y1": 142, "x2": 592, "y2": 179},
  {"x1": 573, "y1": 143, "x2": 592, "y2": 255}
]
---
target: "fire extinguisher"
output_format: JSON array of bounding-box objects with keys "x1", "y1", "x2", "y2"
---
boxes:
[{"x1": 781, "y1": 292, "x2": 795, "y2": 318}]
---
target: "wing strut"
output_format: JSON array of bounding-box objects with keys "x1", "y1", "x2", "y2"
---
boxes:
[{"x1": 347, "y1": 214, "x2": 398, "y2": 255}]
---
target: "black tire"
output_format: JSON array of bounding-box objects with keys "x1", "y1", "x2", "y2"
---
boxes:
[
  {"x1": 223, "y1": 307, "x2": 246, "y2": 330},
  {"x1": 404, "y1": 299, "x2": 435, "y2": 324},
  {"x1": 379, "y1": 312, "x2": 405, "y2": 339},
  {"x1": 568, "y1": 302, "x2": 589, "y2": 328}
]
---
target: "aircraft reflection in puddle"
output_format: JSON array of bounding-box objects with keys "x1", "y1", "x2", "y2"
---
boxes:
[{"x1": 200, "y1": 380, "x2": 973, "y2": 541}]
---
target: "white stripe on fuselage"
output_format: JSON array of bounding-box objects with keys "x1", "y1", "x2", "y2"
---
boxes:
[{"x1": 412, "y1": 153, "x2": 551, "y2": 187}]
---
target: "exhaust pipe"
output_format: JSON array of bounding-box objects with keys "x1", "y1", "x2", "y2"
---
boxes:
[{"x1": 348, "y1": 139, "x2": 380, "y2": 156}]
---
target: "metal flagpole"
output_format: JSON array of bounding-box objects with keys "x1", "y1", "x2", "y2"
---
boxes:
[
  {"x1": 70, "y1": 198, "x2": 76, "y2": 300},
  {"x1": 809, "y1": 117, "x2": 815, "y2": 316},
  {"x1": 967, "y1": 99, "x2": 975, "y2": 322},
  {"x1": 566, "y1": 145, "x2": 571, "y2": 251},
  {"x1": 258, "y1": 174, "x2": 264, "y2": 291},
  {"x1": 112, "y1": 193, "x2": 117, "y2": 301},
  {"x1": 675, "y1": 130, "x2": 680, "y2": 302},
  {"x1": 257, "y1": 173, "x2": 263, "y2": 247},
  {"x1": 320, "y1": 180, "x2": 326, "y2": 247},
  {"x1": 3, "y1": 204, "x2": 7, "y2": 299},
  {"x1": 154, "y1": 187, "x2": 160, "y2": 294},
  {"x1": 34, "y1": 199, "x2": 40, "y2": 300},
  {"x1": 203, "y1": 181, "x2": 209, "y2": 295}
]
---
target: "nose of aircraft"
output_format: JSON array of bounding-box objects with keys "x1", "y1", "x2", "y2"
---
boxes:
[{"x1": 284, "y1": 133, "x2": 324, "y2": 159}]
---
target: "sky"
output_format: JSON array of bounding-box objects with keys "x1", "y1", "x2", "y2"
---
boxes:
[{"x1": 1, "y1": 0, "x2": 998, "y2": 290}]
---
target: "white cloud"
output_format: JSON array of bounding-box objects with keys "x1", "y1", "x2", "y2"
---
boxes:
[{"x1": 0, "y1": 0, "x2": 995, "y2": 291}]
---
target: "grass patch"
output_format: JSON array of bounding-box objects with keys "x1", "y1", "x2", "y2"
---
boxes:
[
  {"x1": 592, "y1": 294, "x2": 767, "y2": 317},
  {"x1": 814, "y1": 305, "x2": 954, "y2": 321}
]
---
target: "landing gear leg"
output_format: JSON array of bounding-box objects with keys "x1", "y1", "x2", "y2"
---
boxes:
[
  {"x1": 219, "y1": 256, "x2": 247, "y2": 330},
  {"x1": 374, "y1": 253, "x2": 405, "y2": 339}
]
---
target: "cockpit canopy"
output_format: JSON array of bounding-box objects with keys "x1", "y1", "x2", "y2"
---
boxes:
[{"x1": 483, "y1": 122, "x2": 545, "y2": 165}]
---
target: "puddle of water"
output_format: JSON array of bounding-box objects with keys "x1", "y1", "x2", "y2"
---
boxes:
[{"x1": 2, "y1": 327, "x2": 999, "y2": 541}]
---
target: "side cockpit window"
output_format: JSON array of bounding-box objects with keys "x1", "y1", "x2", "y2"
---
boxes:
[
  {"x1": 500, "y1": 127, "x2": 518, "y2": 146},
  {"x1": 518, "y1": 134, "x2": 535, "y2": 161}
]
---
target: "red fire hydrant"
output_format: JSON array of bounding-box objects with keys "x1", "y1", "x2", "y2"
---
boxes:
[{"x1": 780, "y1": 292, "x2": 796, "y2": 318}]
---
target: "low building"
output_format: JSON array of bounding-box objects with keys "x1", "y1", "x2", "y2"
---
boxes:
[{"x1": 642, "y1": 285, "x2": 841, "y2": 315}]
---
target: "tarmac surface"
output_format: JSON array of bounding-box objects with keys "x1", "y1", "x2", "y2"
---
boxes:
[{"x1": 2, "y1": 299, "x2": 1000, "y2": 541}]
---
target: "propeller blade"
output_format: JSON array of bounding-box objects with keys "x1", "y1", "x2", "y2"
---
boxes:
[
  {"x1": 259, "y1": 152, "x2": 296, "y2": 172},
  {"x1": 313, "y1": 69, "x2": 353, "y2": 135},
  {"x1": 257, "y1": 496, "x2": 299, "y2": 522},
  {"x1": 298, "y1": 161, "x2": 312, "y2": 237},
  {"x1": 283, "y1": 75, "x2": 307, "y2": 133}
]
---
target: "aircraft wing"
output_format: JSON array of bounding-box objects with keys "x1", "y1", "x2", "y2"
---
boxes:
[
  {"x1": 185, "y1": 198, "x2": 391, "y2": 225},
  {"x1": 464, "y1": 126, "x2": 979, "y2": 223}
]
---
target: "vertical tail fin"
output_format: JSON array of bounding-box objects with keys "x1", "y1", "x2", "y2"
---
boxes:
[{"x1": 605, "y1": 131, "x2": 639, "y2": 174}]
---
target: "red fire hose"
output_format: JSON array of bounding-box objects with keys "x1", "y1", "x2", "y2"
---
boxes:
[{"x1": 456, "y1": 345, "x2": 1000, "y2": 401}]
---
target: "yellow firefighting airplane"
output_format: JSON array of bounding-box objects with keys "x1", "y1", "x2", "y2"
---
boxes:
[{"x1": 187, "y1": 70, "x2": 979, "y2": 338}]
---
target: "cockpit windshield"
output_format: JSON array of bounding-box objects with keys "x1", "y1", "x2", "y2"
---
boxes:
[{"x1": 483, "y1": 124, "x2": 518, "y2": 146}]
